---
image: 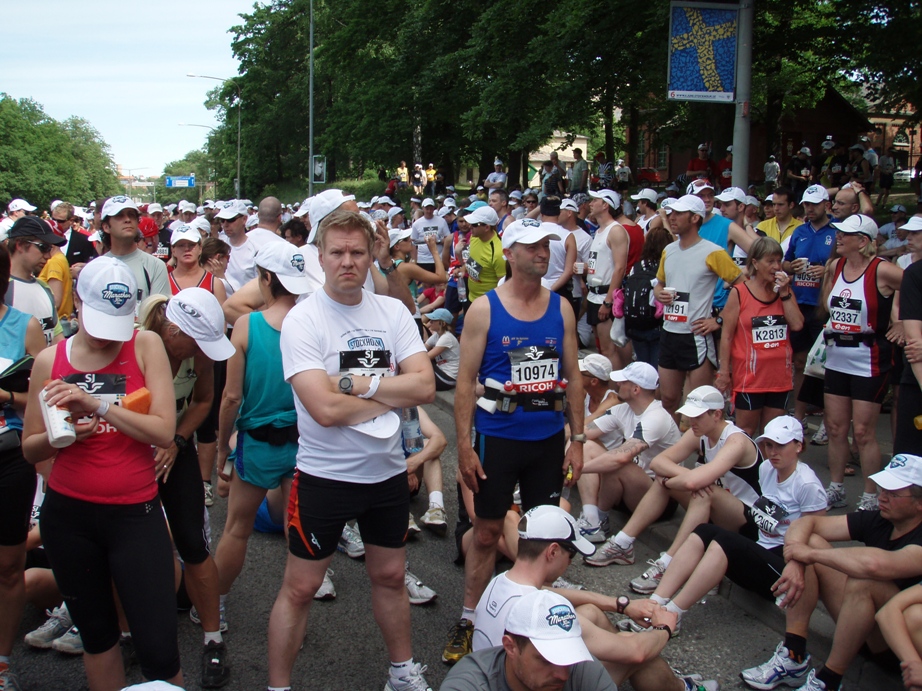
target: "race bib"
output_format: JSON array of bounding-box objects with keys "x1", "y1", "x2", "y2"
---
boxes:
[
  {"x1": 587, "y1": 250, "x2": 598, "y2": 275},
  {"x1": 508, "y1": 346, "x2": 559, "y2": 394},
  {"x1": 340, "y1": 348, "x2": 393, "y2": 377},
  {"x1": 750, "y1": 496, "x2": 790, "y2": 538},
  {"x1": 465, "y1": 256, "x2": 483, "y2": 283},
  {"x1": 829, "y1": 295, "x2": 863, "y2": 333},
  {"x1": 66, "y1": 373, "x2": 127, "y2": 435},
  {"x1": 793, "y1": 271, "x2": 820, "y2": 289},
  {"x1": 752, "y1": 315, "x2": 788, "y2": 349},
  {"x1": 664, "y1": 291, "x2": 690, "y2": 323}
]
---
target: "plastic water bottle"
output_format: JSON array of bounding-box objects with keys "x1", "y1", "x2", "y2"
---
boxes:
[
  {"x1": 456, "y1": 275, "x2": 468, "y2": 303},
  {"x1": 401, "y1": 407, "x2": 425, "y2": 454}
]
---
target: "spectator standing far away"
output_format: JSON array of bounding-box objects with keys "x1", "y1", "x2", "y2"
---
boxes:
[{"x1": 764, "y1": 155, "x2": 781, "y2": 194}]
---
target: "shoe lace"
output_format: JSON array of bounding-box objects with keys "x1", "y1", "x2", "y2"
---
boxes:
[
  {"x1": 641, "y1": 559, "x2": 663, "y2": 579},
  {"x1": 395, "y1": 663, "x2": 430, "y2": 690},
  {"x1": 447, "y1": 621, "x2": 472, "y2": 648},
  {"x1": 38, "y1": 608, "x2": 69, "y2": 631}
]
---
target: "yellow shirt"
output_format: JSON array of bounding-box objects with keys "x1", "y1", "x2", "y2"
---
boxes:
[
  {"x1": 756, "y1": 216, "x2": 803, "y2": 245},
  {"x1": 397, "y1": 166, "x2": 408, "y2": 183},
  {"x1": 37, "y1": 251, "x2": 73, "y2": 319}
]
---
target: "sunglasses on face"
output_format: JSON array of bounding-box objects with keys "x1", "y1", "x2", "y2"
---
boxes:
[{"x1": 29, "y1": 241, "x2": 52, "y2": 254}]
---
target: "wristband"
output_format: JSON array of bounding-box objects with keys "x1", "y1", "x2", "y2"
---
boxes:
[
  {"x1": 2, "y1": 389, "x2": 12, "y2": 406},
  {"x1": 95, "y1": 400, "x2": 110, "y2": 417},
  {"x1": 651, "y1": 623, "x2": 673, "y2": 638},
  {"x1": 358, "y1": 375, "x2": 380, "y2": 400},
  {"x1": 780, "y1": 292, "x2": 793, "y2": 301}
]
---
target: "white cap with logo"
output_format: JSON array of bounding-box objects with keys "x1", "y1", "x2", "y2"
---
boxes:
[
  {"x1": 610, "y1": 362, "x2": 659, "y2": 390},
  {"x1": 870, "y1": 454, "x2": 922, "y2": 491},
  {"x1": 676, "y1": 385, "x2": 725, "y2": 418},
  {"x1": 76, "y1": 256, "x2": 138, "y2": 342},
  {"x1": 101, "y1": 195, "x2": 139, "y2": 220},
  {"x1": 166, "y1": 288, "x2": 235, "y2": 361},
  {"x1": 517, "y1": 505, "x2": 596, "y2": 556},
  {"x1": 504, "y1": 590, "x2": 593, "y2": 667},
  {"x1": 501, "y1": 219, "x2": 560, "y2": 249},
  {"x1": 756, "y1": 416, "x2": 804, "y2": 445},
  {"x1": 255, "y1": 242, "x2": 313, "y2": 295},
  {"x1": 215, "y1": 199, "x2": 249, "y2": 221},
  {"x1": 8, "y1": 199, "x2": 37, "y2": 213}
]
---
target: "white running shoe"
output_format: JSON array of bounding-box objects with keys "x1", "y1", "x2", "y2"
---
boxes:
[
  {"x1": 857, "y1": 494, "x2": 879, "y2": 511},
  {"x1": 314, "y1": 569, "x2": 336, "y2": 601},
  {"x1": 630, "y1": 557, "x2": 668, "y2": 594},
  {"x1": 405, "y1": 568, "x2": 437, "y2": 605},
  {"x1": 338, "y1": 524, "x2": 366, "y2": 558},
  {"x1": 810, "y1": 422, "x2": 828, "y2": 446},
  {"x1": 584, "y1": 537, "x2": 634, "y2": 566},
  {"x1": 551, "y1": 575, "x2": 587, "y2": 591},
  {"x1": 51, "y1": 626, "x2": 84, "y2": 655},
  {"x1": 384, "y1": 662, "x2": 432, "y2": 691},
  {"x1": 791, "y1": 669, "x2": 829, "y2": 691},
  {"x1": 825, "y1": 484, "x2": 847, "y2": 510},
  {"x1": 24, "y1": 604, "x2": 72, "y2": 649},
  {"x1": 739, "y1": 641, "x2": 811, "y2": 690},
  {"x1": 576, "y1": 513, "x2": 607, "y2": 544},
  {"x1": 203, "y1": 481, "x2": 215, "y2": 507},
  {"x1": 407, "y1": 512, "x2": 422, "y2": 537},
  {"x1": 420, "y1": 504, "x2": 448, "y2": 536}
]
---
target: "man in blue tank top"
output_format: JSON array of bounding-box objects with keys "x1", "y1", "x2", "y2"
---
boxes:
[{"x1": 443, "y1": 218, "x2": 586, "y2": 666}]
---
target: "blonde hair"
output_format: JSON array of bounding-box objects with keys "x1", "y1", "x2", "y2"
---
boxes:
[
  {"x1": 138, "y1": 295, "x2": 181, "y2": 338},
  {"x1": 316, "y1": 209, "x2": 375, "y2": 252},
  {"x1": 745, "y1": 236, "x2": 783, "y2": 272}
]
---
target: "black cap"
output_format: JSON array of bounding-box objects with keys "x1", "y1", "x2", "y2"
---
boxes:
[{"x1": 8, "y1": 217, "x2": 66, "y2": 246}]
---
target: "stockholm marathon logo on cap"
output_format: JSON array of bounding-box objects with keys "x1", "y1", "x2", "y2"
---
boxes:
[
  {"x1": 521, "y1": 218, "x2": 541, "y2": 228},
  {"x1": 291, "y1": 253, "x2": 305, "y2": 272},
  {"x1": 177, "y1": 301, "x2": 202, "y2": 319},
  {"x1": 102, "y1": 283, "x2": 131, "y2": 308},
  {"x1": 546, "y1": 604, "x2": 577, "y2": 632},
  {"x1": 109, "y1": 195, "x2": 129, "y2": 204},
  {"x1": 889, "y1": 455, "x2": 908, "y2": 469}
]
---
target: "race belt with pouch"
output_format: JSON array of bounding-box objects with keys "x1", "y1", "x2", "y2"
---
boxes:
[
  {"x1": 477, "y1": 378, "x2": 566, "y2": 413},
  {"x1": 587, "y1": 283, "x2": 611, "y2": 295},
  {"x1": 825, "y1": 331, "x2": 876, "y2": 348},
  {"x1": 246, "y1": 423, "x2": 299, "y2": 446}
]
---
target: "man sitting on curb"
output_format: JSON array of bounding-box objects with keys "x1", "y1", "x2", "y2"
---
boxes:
[
  {"x1": 472, "y1": 505, "x2": 718, "y2": 691},
  {"x1": 441, "y1": 589, "x2": 615, "y2": 690},
  {"x1": 741, "y1": 454, "x2": 922, "y2": 691}
]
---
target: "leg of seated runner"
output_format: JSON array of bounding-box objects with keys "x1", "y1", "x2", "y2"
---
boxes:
[
  {"x1": 659, "y1": 489, "x2": 714, "y2": 557},
  {"x1": 670, "y1": 540, "x2": 729, "y2": 610},
  {"x1": 824, "y1": 577, "x2": 899, "y2": 676},
  {"x1": 620, "y1": 481, "x2": 675, "y2": 544},
  {"x1": 653, "y1": 533, "x2": 707, "y2": 602},
  {"x1": 0, "y1": 543, "x2": 26, "y2": 660},
  {"x1": 824, "y1": 393, "x2": 852, "y2": 485},
  {"x1": 267, "y1": 553, "x2": 331, "y2": 688},
  {"x1": 702, "y1": 488, "x2": 748, "y2": 533},
  {"x1": 214, "y1": 475, "x2": 268, "y2": 595},
  {"x1": 365, "y1": 545, "x2": 412, "y2": 661},
  {"x1": 599, "y1": 464, "x2": 654, "y2": 513},
  {"x1": 658, "y1": 367, "x2": 686, "y2": 420},
  {"x1": 853, "y1": 399, "x2": 883, "y2": 495}
]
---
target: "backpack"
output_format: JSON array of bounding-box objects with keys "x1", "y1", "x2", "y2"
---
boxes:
[{"x1": 623, "y1": 259, "x2": 662, "y2": 331}]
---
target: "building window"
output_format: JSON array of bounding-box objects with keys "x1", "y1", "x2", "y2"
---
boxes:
[
  {"x1": 657, "y1": 144, "x2": 668, "y2": 170},
  {"x1": 636, "y1": 137, "x2": 647, "y2": 167}
]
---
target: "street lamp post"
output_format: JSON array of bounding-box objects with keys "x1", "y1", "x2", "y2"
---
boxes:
[
  {"x1": 124, "y1": 167, "x2": 148, "y2": 202},
  {"x1": 179, "y1": 123, "x2": 218, "y2": 200},
  {"x1": 187, "y1": 73, "x2": 242, "y2": 198}
]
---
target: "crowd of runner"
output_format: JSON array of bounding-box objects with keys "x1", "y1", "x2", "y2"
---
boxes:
[{"x1": 2, "y1": 138, "x2": 922, "y2": 691}]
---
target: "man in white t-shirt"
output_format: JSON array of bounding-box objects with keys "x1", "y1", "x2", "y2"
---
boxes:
[
  {"x1": 99, "y1": 195, "x2": 170, "y2": 304},
  {"x1": 271, "y1": 209, "x2": 435, "y2": 691},
  {"x1": 484, "y1": 159, "x2": 508, "y2": 191},
  {"x1": 575, "y1": 362, "x2": 681, "y2": 543},
  {"x1": 472, "y1": 505, "x2": 714, "y2": 691},
  {"x1": 410, "y1": 199, "x2": 451, "y2": 271},
  {"x1": 216, "y1": 199, "x2": 285, "y2": 294},
  {"x1": 630, "y1": 189, "x2": 659, "y2": 234}
]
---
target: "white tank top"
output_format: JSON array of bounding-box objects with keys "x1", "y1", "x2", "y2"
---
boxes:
[
  {"x1": 587, "y1": 221, "x2": 618, "y2": 303},
  {"x1": 541, "y1": 237, "x2": 568, "y2": 290},
  {"x1": 585, "y1": 390, "x2": 620, "y2": 449},
  {"x1": 695, "y1": 423, "x2": 761, "y2": 506}
]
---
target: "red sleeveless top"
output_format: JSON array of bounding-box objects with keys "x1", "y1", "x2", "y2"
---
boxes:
[
  {"x1": 729, "y1": 283, "x2": 794, "y2": 393},
  {"x1": 168, "y1": 269, "x2": 215, "y2": 296},
  {"x1": 48, "y1": 333, "x2": 157, "y2": 504}
]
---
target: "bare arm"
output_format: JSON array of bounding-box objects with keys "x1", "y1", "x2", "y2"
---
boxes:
[
  {"x1": 648, "y1": 429, "x2": 700, "y2": 477},
  {"x1": 561, "y1": 298, "x2": 584, "y2": 483},
  {"x1": 217, "y1": 317, "x2": 248, "y2": 475},
  {"x1": 454, "y1": 296, "x2": 490, "y2": 492},
  {"x1": 876, "y1": 584, "x2": 922, "y2": 666},
  {"x1": 549, "y1": 234, "x2": 576, "y2": 293},
  {"x1": 582, "y1": 437, "x2": 650, "y2": 474},
  {"x1": 223, "y1": 278, "x2": 264, "y2": 326},
  {"x1": 728, "y1": 221, "x2": 757, "y2": 254},
  {"x1": 716, "y1": 287, "x2": 740, "y2": 393},
  {"x1": 46, "y1": 279, "x2": 64, "y2": 310},
  {"x1": 664, "y1": 433, "x2": 754, "y2": 492}
]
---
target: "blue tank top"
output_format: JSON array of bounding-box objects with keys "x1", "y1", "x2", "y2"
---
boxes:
[
  {"x1": 475, "y1": 290, "x2": 566, "y2": 440},
  {"x1": 238, "y1": 312, "x2": 297, "y2": 430},
  {"x1": 700, "y1": 214, "x2": 732, "y2": 309},
  {"x1": 0, "y1": 306, "x2": 30, "y2": 430}
]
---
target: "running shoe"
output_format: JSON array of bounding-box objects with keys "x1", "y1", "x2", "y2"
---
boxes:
[
  {"x1": 421, "y1": 504, "x2": 448, "y2": 536},
  {"x1": 441, "y1": 619, "x2": 474, "y2": 665},
  {"x1": 385, "y1": 662, "x2": 432, "y2": 691},
  {"x1": 683, "y1": 679, "x2": 720, "y2": 691},
  {"x1": 338, "y1": 523, "x2": 366, "y2": 558},
  {"x1": 24, "y1": 604, "x2": 72, "y2": 648},
  {"x1": 189, "y1": 602, "x2": 228, "y2": 633},
  {"x1": 791, "y1": 670, "x2": 831, "y2": 690},
  {"x1": 0, "y1": 666, "x2": 22, "y2": 691},
  {"x1": 405, "y1": 568, "x2": 437, "y2": 605},
  {"x1": 407, "y1": 512, "x2": 422, "y2": 537},
  {"x1": 51, "y1": 626, "x2": 84, "y2": 654},
  {"x1": 314, "y1": 569, "x2": 336, "y2": 601},
  {"x1": 616, "y1": 614, "x2": 681, "y2": 636},
  {"x1": 630, "y1": 557, "x2": 668, "y2": 594},
  {"x1": 584, "y1": 537, "x2": 634, "y2": 566},
  {"x1": 740, "y1": 641, "x2": 811, "y2": 690},
  {"x1": 201, "y1": 640, "x2": 231, "y2": 689},
  {"x1": 204, "y1": 481, "x2": 215, "y2": 507},
  {"x1": 857, "y1": 494, "x2": 879, "y2": 512},
  {"x1": 576, "y1": 513, "x2": 607, "y2": 544},
  {"x1": 825, "y1": 485, "x2": 847, "y2": 510},
  {"x1": 551, "y1": 575, "x2": 587, "y2": 591},
  {"x1": 810, "y1": 422, "x2": 828, "y2": 446}
]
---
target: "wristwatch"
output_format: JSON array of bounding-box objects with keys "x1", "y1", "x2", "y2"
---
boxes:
[
  {"x1": 603, "y1": 300, "x2": 613, "y2": 307},
  {"x1": 570, "y1": 433, "x2": 587, "y2": 443},
  {"x1": 338, "y1": 374, "x2": 354, "y2": 395},
  {"x1": 616, "y1": 595, "x2": 630, "y2": 615},
  {"x1": 379, "y1": 262, "x2": 398, "y2": 276},
  {"x1": 173, "y1": 434, "x2": 189, "y2": 452},
  {"x1": 715, "y1": 315, "x2": 724, "y2": 326}
]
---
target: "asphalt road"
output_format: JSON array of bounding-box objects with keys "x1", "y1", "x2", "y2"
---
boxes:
[{"x1": 12, "y1": 403, "x2": 902, "y2": 690}]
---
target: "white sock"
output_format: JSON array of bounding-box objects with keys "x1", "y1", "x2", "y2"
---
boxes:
[
  {"x1": 390, "y1": 658, "x2": 413, "y2": 677},
  {"x1": 461, "y1": 607, "x2": 476, "y2": 624},
  {"x1": 659, "y1": 552, "x2": 673, "y2": 568},
  {"x1": 650, "y1": 594, "x2": 668, "y2": 606},
  {"x1": 829, "y1": 482, "x2": 844, "y2": 491},
  {"x1": 582, "y1": 504, "x2": 601, "y2": 525},
  {"x1": 267, "y1": 687, "x2": 291, "y2": 691},
  {"x1": 219, "y1": 594, "x2": 227, "y2": 607},
  {"x1": 861, "y1": 492, "x2": 878, "y2": 501},
  {"x1": 613, "y1": 531, "x2": 635, "y2": 550},
  {"x1": 665, "y1": 600, "x2": 686, "y2": 616},
  {"x1": 429, "y1": 491, "x2": 444, "y2": 508},
  {"x1": 204, "y1": 631, "x2": 223, "y2": 645}
]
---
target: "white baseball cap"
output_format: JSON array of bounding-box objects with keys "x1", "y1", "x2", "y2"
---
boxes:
[
  {"x1": 466, "y1": 206, "x2": 499, "y2": 226},
  {"x1": 831, "y1": 213, "x2": 879, "y2": 240},
  {"x1": 560, "y1": 199, "x2": 579, "y2": 213},
  {"x1": 902, "y1": 216, "x2": 922, "y2": 232},
  {"x1": 686, "y1": 179, "x2": 715, "y2": 195},
  {"x1": 8, "y1": 199, "x2": 37, "y2": 213},
  {"x1": 101, "y1": 195, "x2": 139, "y2": 220},
  {"x1": 378, "y1": 196, "x2": 396, "y2": 207},
  {"x1": 578, "y1": 353, "x2": 612, "y2": 381},
  {"x1": 676, "y1": 385, "x2": 725, "y2": 418},
  {"x1": 421, "y1": 198, "x2": 436, "y2": 208},
  {"x1": 870, "y1": 454, "x2": 922, "y2": 491},
  {"x1": 588, "y1": 189, "x2": 622, "y2": 210},
  {"x1": 715, "y1": 187, "x2": 746, "y2": 204},
  {"x1": 387, "y1": 206, "x2": 405, "y2": 220},
  {"x1": 610, "y1": 361, "x2": 659, "y2": 390},
  {"x1": 756, "y1": 415, "x2": 804, "y2": 445},
  {"x1": 494, "y1": 158, "x2": 503, "y2": 166},
  {"x1": 254, "y1": 242, "x2": 312, "y2": 295},
  {"x1": 165, "y1": 288, "x2": 235, "y2": 361},
  {"x1": 504, "y1": 590, "x2": 593, "y2": 666},
  {"x1": 245, "y1": 214, "x2": 259, "y2": 230},
  {"x1": 294, "y1": 196, "x2": 312, "y2": 218},
  {"x1": 307, "y1": 189, "x2": 356, "y2": 243},
  {"x1": 443, "y1": 197, "x2": 457, "y2": 208},
  {"x1": 170, "y1": 224, "x2": 202, "y2": 246},
  {"x1": 501, "y1": 219, "x2": 561, "y2": 249},
  {"x1": 76, "y1": 256, "x2": 138, "y2": 342},
  {"x1": 668, "y1": 195, "x2": 707, "y2": 219},
  {"x1": 178, "y1": 200, "x2": 197, "y2": 214},
  {"x1": 801, "y1": 185, "x2": 829, "y2": 204},
  {"x1": 388, "y1": 228, "x2": 412, "y2": 248},
  {"x1": 799, "y1": 147, "x2": 812, "y2": 156},
  {"x1": 187, "y1": 216, "x2": 212, "y2": 238},
  {"x1": 891, "y1": 204, "x2": 908, "y2": 214},
  {"x1": 744, "y1": 195, "x2": 761, "y2": 208},
  {"x1": 517, "y1": 505, "x2": 595, "y2": 556},
  {"x1": 630, "y1": 188, "x2": 658, "y2": 204},
  {"x1": 147, "y1": 203, "x2": 164, "y2": 214},
  {"x1": 215, "y1": 199, "x2": 249, "y2": 220}
]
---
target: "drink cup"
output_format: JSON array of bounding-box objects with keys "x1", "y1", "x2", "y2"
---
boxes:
[
  {"x1": 573, "y1": 262, "x2": 585, "y2": 275},
  {"x1": 662, "y1": 287, "x2": 677, "y2": 301}
]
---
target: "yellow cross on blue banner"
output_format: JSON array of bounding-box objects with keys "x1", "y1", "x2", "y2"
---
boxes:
[{"x1": 668, "y1": 2, "x2": 738, "y2": 102}]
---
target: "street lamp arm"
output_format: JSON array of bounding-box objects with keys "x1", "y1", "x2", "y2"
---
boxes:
[{"x1": 188, "y1": 73, "x2": 242, "y2": 197}]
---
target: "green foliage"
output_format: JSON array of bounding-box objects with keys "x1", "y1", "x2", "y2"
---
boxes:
[{"x1": 0, "y1": 94, "x2": 119, "y2": 208}]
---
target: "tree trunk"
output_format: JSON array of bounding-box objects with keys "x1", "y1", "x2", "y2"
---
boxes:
[
  {"x1": 627, "y1": 105, "x2": 640, "y2": 168},
  {"x1": 603, "y1": 88, "x2": 615, "y2": 163}
]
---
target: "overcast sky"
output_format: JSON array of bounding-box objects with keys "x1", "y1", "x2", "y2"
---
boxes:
[{"x1": 1, "y1": 0, "x2": 254, "y2": 177}]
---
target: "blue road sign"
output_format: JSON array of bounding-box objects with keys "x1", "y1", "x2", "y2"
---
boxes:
[{"x1": 166, "y1": 175, "x2": 196, "y2": 188}]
